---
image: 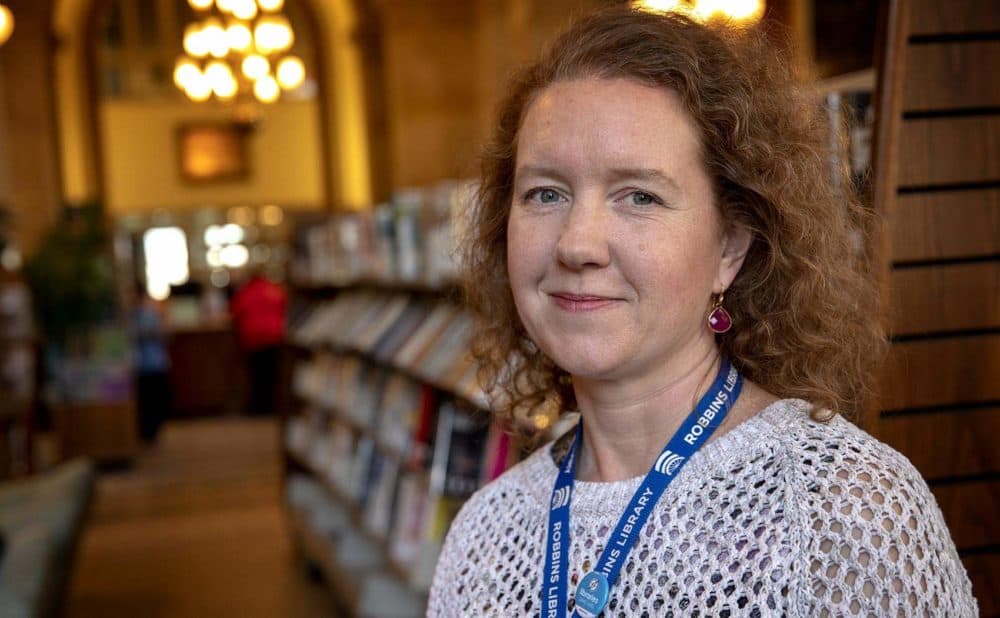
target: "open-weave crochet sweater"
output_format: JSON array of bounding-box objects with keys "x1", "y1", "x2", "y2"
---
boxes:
[{"x1": 428, "y1": 399, "x2": 977, "y2": 617}]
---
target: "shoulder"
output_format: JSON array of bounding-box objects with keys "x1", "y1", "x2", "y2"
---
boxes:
[{"x1": 767, "y1": 406, "x2": 978, "y2": 615}]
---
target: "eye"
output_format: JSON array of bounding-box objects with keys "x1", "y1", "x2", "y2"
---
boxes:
[
  {"x1": 524, "y1": 188, "x2": 564, "y2": 205},
  {"x1": 628, "y1": 191, "x2": 661, "y2": 207}
]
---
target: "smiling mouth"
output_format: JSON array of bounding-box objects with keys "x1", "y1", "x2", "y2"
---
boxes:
[{"x1": 548, "y1": 293, "x2": 621, "y2": 312}]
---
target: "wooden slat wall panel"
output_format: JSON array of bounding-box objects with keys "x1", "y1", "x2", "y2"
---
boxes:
[
  {"x1": 890, "y1": 189, "x2": 1000, "y2": 261},
  {"x1": 932, "y1": 480, "x2": 1000, "y2": 549},
  {"x1": 898, "y1": 116, "x2": 1000, "y2": 187},
  {"x1": 909, "y1": 0, "x2": 1000, "y2": 35},
  {"x1": 888, "y1": 262, "x2": 1000, "y2": 335},
  {"x1": 903, "y1": 42, "x2": 1000, "y2": 110},
  {"x1": 963, "y1": 553, "x2": 999, "y2": 617},
  {"x1": 881, "y1": 336, "x2": 1000, "y2": 410},
  {"x1": 875, "y1": 2, "x2": 1000, "y2": 611},
  {"x1": 881, "y1": 407, "x2": 1000, "y2": 479}
]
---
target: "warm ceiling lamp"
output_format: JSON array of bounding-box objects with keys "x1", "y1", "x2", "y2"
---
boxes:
[
  {"x1": 632, "y1": 0, "x2": 765, "y2": 24},
  {"x1": 176, "y1": 0, "x2": 306, "y2": 103},
  {"x1": 0, "y1": 4, "x2": 14, "y2": 46}
]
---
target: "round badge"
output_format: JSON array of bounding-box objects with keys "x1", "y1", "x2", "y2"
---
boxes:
[{"x1": 574, "y1": 571, "x2": 610, "y2": 617}]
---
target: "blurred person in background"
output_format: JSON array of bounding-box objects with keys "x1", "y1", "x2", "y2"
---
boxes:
[
  {"x1": 132, "y1": 282, "x2": 170, "y2": 442},
  {"x1": 230, "y1": 268, "x2": 287, "y2": 415}
]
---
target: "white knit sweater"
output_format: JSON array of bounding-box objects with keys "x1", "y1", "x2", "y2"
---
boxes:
[{"x1": 428, "y1": 399, "x2": 977, "y2": 617}]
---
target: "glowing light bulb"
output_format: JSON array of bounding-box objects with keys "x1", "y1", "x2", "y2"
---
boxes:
[
  {"x1": 173, "y1": 57, "x2": 200, "y2": 89},
  {"x1": 183, "y1": 24, "x2": 209, "y2": 58},
  {"x1": 202, "y1": 17, "x2": 228, "y2": 58},
  {"x1": 231, "y1": 0, "x2": 257, "y2": 20},
  {"x1": 0, "y1": 5, "x2": 14, "y2": 46},
  {"x1": 254, "y1": 15, "x2": 293, "y2": 55},
  {"x1": 254, "y1": 75, "x2": 280, "y2": 103},
  {"x1": 276, "y1": 56, "x2": 305, "y2": 90},
  {"x1": 205, "y1": 59, "x2": 232, "y2": 82},
  {"x1": 225, "y1": 21, "x2": 252, "y2": 51},
  {"x1": 257, "y1": 0, "x2": 284, "y2": 11},
  {"x1": 241, "y1": 54, "x2": 269, "y2": 80},
  {"x1": 185, "y1": 72, "x2": 212, "y2": 102},
  {"x1": 206, "y1": 61, "x2": 237, "y2": 99}
]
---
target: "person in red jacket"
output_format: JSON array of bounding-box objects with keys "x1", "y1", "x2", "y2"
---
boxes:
[{"x1": 229, "y1": 270, "x2": 287, "y2": 415}]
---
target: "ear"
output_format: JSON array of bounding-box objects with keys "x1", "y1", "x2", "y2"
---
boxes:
[{"x1": 715, "y1": 223, "x2": 752, "y2": 293}]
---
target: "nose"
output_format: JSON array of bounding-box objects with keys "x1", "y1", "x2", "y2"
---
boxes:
[{"x1": 554, "y1": 196, "x2": 611, "y2": 270}]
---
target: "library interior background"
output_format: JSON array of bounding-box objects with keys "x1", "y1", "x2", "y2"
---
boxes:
[{"x1": 0, "y1": 0, "x2": 996, "y2": 616}]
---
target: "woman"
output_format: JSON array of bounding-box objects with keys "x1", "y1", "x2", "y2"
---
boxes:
[{"x1": 429, "y1": 7, "x2": 977, "y2": 617}]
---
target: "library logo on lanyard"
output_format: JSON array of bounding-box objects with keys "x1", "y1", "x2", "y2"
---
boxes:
[{"x1": 540, "y1": 359, "x2": 743, "y2": 618}]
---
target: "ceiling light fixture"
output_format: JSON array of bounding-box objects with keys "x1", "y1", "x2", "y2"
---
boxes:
[{"x1": 175, "y1": 0, "x2": 307, "y2": 104}]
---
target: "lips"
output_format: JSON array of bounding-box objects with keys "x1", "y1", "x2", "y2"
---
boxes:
[{"x1": 548, "y1": 292, "x2": 621, "y2": 312}]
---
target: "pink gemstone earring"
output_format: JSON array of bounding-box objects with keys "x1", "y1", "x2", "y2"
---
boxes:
[{"x1": 707, "y1": 292, "x2": 733, "y2": 334}]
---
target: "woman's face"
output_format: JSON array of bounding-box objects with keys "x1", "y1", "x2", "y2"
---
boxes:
[{"x1": 507, "y1": 77, "x2": 748, "y2": 386}]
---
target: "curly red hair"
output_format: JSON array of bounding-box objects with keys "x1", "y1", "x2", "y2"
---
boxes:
[{"x1": 461, "y1": 6, "x2": 886, "y2": 429}]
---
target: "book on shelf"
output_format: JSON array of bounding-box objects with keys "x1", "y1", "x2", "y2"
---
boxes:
[
  {"x1": 428, "y1": 399, "x2": 490, "y2": 499},
  {"x1": 376, "y1": 373, "x2": 422, "y2": 461},
  {"x1": 372, "y1": 299, "x2": 431, "y2": 363},
  {"x1": 824, "y1": 88, "x2": 873, "y2": 196},
  {"x1": 354, "y1": 294, "x2": 411, "y2": 352},
  {"x1": 327, "y1": 422, "x2": 355, "y2": 494},
  {"x1": 350, "y1": 435, "x2": 376, "y2": 503},
  {"x1": 479, "y1": 422, "x2": 515, "y2": 486},
  {"x1": 389, "y1": 471, "x2": 432, "y2": 570},
  {"x1": 346, "y1": 364, "x2": 388, "y2": 428},
  {"x1": 372, "y1": 204, "x2": 396, "y2": 281},
  {"x1": 337, "y1": 292, "x2": 388, "y2": 348},
  {"x1": 393, "y1": 190, "x2": 424, "y2": 282},
  {"x1": 392, "y1": 303, "x2": 460, "y2": 371},
  {"x1": 364, "y1": 453, "x2": 401, "y2": 540},
  {"x1": 408, "y1": 384, "x2": 438, "y2": 470},
  {"x1": 417, "y1": 311, "x2": 475, "y2": 387}
]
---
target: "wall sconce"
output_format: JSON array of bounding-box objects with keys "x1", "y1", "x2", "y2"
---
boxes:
[{"x1": 0, "y1": 4, "x2": 14, "y2": 47}]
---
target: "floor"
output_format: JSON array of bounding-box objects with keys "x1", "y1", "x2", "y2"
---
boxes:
[{"x1": 65, "y1": 416, "x2": 341, "y2": 618}]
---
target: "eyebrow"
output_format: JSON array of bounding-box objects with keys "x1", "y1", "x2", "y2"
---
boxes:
[
  {"x1": 605, "y1": 167, "x2": 682, "y2": 193},
  {"x1": 514, "y1": 165, "x2": 681, "y2": 193},
  {"x1": 513, "y1": 165, "x2": 570, "y2": 184}
]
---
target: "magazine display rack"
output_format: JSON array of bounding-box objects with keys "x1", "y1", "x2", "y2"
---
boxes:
[{"x1": 285, "y1": 288, "x2": 519, "y2": 615}]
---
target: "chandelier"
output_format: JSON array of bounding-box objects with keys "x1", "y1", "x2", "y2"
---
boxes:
[{"x1": 174, "y1": 0, "x2": 306, "y2": 104}]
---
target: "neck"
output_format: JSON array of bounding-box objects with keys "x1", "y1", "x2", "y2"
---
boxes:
[{"x1": 573, "y1": 344, "x2": 724, "y2": 483}]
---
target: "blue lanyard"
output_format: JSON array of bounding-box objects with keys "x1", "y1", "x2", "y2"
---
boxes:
[{"x1": 541, "y1": 359, "x2": 743, "y2": 618}]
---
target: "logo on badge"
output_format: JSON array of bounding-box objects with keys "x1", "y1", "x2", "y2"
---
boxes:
[
  {"x1": 654, "y1": 450, "x2": 685, "y2": 475},
  {"x1": 551, "y1": 486, "x2": 571, "y2": 510}
]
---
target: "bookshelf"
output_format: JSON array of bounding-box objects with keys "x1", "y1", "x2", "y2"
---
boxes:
[{"x1": 281, "y1": 182, "x2": 523, "y2": 616}]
